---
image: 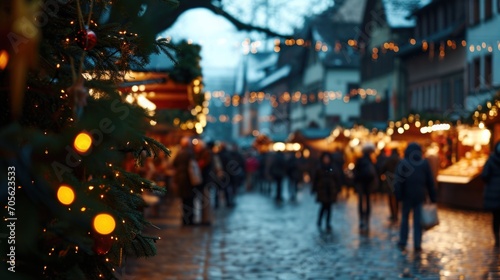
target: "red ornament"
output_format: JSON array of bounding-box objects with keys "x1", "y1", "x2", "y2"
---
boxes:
[
  {"x1": 92, "y1": 234, "x2": 114, "y2": 255},
  {"x1": 76, "y1": 28, "x2": 97, "y2": 51}
]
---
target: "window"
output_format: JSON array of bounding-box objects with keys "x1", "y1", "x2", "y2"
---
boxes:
[
  {"x1": 474, "y1": 57, "x2": 481, "y2": 89},
  {"x1": 442, "y1": 80, "x2": 451, "y2": 111},
  {"x1": 470, "y1": 0, "x2": 480, "y2": 25},
  {"x1": 453, "y1": 77, "x2": 464, "y2": 108},
  {"x1": 449, "y1": 2, "x2": 455, "y2": 24},
  {"x1": 440, "y1": 5, "x2": 447, "y2": 30},
  {"x1": 485, "y1": 55, "x2": 493, "y2": 87},
  {"x1": 429, "y1": 10, "x2": 436, "y2": 34},
  {"x1": 485, "y1": 0, "x2": 493, "y2": 20}
]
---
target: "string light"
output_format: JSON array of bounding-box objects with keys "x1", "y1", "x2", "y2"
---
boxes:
[
  {"x1": 57, "y1": 185, "x2": 75, "y2": 205},
  {"x1": 93, "y1": 213, "x2": 116, "y2": 235},
  {"x1": 74, "y1": 132, "x2": 92, "y2": 153}
]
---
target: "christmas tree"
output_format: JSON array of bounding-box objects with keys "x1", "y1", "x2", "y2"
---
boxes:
[{"x1": 0, "y1": 0, "x2": 180, "y2": 279}]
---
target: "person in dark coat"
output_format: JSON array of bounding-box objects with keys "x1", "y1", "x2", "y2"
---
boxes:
[
  {"x1": 270, "y1": 151, "x2": 287, "y2": 202},
  {"x1": 214, "y1": 143, "x2": 236, "y2": 208},
  {"x1": 482, "y1": 141, "x2": 500, "y2": 247},
  {"x1": 353, "y1": 143, "x2": 378, "y2": 230},
  {"x1": 286, "y1": 152, "x2": 302, "y2": 201},
  {"x1": 172, "y1": 137, "x2": 196, "y2": 225},
  {"x1": 394, "y1": 142, "x2": 437, "y2": 251},
  {"x1": 312, "y1": 152, "x2": 341, "y2": 230},
  {"x1": 332, "y1": 148, "x2": 346, "y2": 192},
  {"x1": 381, "y1": 148, "x2": 401, "y2": 222},
  {"x1": 194, "y1": 140, "x2": 213, "y2": 225}
]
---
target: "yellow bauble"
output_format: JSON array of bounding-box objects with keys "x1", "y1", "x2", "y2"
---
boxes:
[
  {"x1": 57, "y1": 185, "x2": 75, "y2": 205},
  {"x1": 93, "y1": 213, "x2": 116, "y2": 235},
  {"x1": 74, "y1": 132, "x2": 92, "y2": 153}
]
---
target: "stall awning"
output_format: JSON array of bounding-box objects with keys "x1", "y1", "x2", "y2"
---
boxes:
[{"x1": 119, "y1": 71, "x2": 192, "y2": 110}]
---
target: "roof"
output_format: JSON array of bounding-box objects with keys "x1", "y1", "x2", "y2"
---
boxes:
[
  {"x1": 381, "y1": 0, "x2": 433, "y2": 28},
  {"x1": 257, "y1": 65, "x2": 291, "y2": 90},
  {"x1": 312, "y1": 22, "x2": 361, "y2": 68},
  {"x1": 294, "y1": 128, "x2": 332, "y2": 140}
]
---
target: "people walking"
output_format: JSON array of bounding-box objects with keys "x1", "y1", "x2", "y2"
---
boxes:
[
  {"x1": 270, "y1": 150, "x2": 287, "y2": 202},
  {"x1": 394, "y1": 142, "x2": 437, "y2": 252},
  {"x1": 353, "y1": 143, "x2": 378, "y2": 230},
  {"x1": 194, "y1": 140, "x2": 213, "y2": 226},
  {"x1": 172, "y1": 137, "x2": 197, "y2": 226},
  {"x1": 286, "y1": 152, "x2": 302, "y2": 201},
  {"x1": 381, "y1": 148, "x2": 401, "y2": 223},
  {"x1": 312, "y1": 152, "x2": 341, "y2": 230},
  {"x1": 214, "y1": 142, "x2": 236, "y2": 208},
  {"x1": 482, "y1": 141, "x2": 500, "y2": 248}
]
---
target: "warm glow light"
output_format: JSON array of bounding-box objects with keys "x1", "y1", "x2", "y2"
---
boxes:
[
  {"x1": 0, "y1": 50, "x2": 9, "y2": 70},
  {"x1": 57, "y1": 185, "x2": 75, "y2": 205},
  {"x1": 74, "y1": 132, "x2": 92, "y2": 153},
  {"x1": 273, "y1": 142, "x2": 286, "y2": 151},
  {"x1": 397, "y1": 127, "x2": 404, "y2": 134},
  {"x1": 292, "y1": 143, "x2": 301, "y2": 151},
  {"x1": 93, "y1": 213, "x2": 116, "y2": 235}
]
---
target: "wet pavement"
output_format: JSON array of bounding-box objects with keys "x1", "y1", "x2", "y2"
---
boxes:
[{"x1": 121, "y1": 185, "x2": 500, "y2": 280}]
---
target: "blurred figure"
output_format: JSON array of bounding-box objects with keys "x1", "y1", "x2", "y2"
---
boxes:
[
  {"x1": 375, "y1": 148, "x2": 389, "y2": 193},
  {"x1": 172, "y1": 137, "x2": 197, "y2": 226},
  {"x1": 286, "y1": 152, "x2": 303, "y2": 201},
  {"x1": 482, "y1": 141, "x2": 500, "y2": 248},
  {"x1": 381, "y1": 148, "x2": 401, "y2": 223},
  {"x1": 228, "y1": 144, "x2": 246, "y2": 193},
  {"x1": 395, "y1": 142, "x2": 436, "y2": 252},
  {"x1": 214, "y1": 142, "x2": 236, "y2": 208},
  {"x1": 312, "y1": 152, "x2": 341, "y2": 230},
  {"x1": 353, "y1": 143, "x2": 378, "y2": 230},
  {"x1": 332, "y1": 147, "x2": 346, "y2": 196},
  {"x1": 425, "y1": 143, "x2": 440, "y2": 188},
  {"x1": 270, "y1": 150, "x2": 286, "y2": 202},
  {"x1": 194, "y1": 140, "x2": 213, "y2": 226},
  {"x1": 244, "y1": 150, "x2": 259, "y2": 191}
]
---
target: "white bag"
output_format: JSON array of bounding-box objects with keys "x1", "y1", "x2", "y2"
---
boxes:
[
  {"x1": 188, "y1": 159, "x2": 203, "y2": 186},
  {"x1": 421, "y1": 203, "x2": 439, "y2": 230}
]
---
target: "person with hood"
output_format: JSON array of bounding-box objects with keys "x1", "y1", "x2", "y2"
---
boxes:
[
  {"x1": 394, "y1": 142, "x2": 436, "y2": 251},
  {"x1": 312, "y1": 152, "x2": 341, "y2": 230},
  {"x1": 482, "y1": 141, "x2": 500, "y2": 247},
  {"x1": 353, "y1": 143, "x2": 378, "y2": 230}
]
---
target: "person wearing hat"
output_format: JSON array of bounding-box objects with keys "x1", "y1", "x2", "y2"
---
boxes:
[{"x1": 353, "y1": 143, "x2": 378, "y2": 230}]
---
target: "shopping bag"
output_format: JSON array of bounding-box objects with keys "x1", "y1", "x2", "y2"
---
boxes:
[
  {"x1": 188, "y1": 159, "x2": 203, "y2": 186},
  {"x1": 421, "y1": 203, "x2": 439, "y2": 230}
]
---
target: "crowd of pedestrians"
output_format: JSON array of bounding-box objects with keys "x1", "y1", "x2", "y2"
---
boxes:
[{"x1": 131, "y1": 136, "x2": 500, "y2": 252}]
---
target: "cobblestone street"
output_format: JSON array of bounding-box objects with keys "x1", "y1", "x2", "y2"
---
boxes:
[{"x1": 123, "y1": 186, "x2": 500, "y2": 280}]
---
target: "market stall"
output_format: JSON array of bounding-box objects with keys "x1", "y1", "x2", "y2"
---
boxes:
[{"x1": 437, "y1": 124, "x2": 491, "y2": 209}]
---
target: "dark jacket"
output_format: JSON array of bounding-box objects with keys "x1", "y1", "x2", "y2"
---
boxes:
[
  {"x1": 312, "y1": 161, "x2": 341, "y2": 204},
  {"x1": 173, "y1": 147, "x2": 195, "y2": 199},
  {"x1": 394, "y1": 143, "x2": 437, "y2": 205},
  {"x1": 482, "y1": 142, "x2": 500, "y2": 210},
  {"x1": 354, "y1": 153, "x2": 378, "y2": 191},
  {"x1": 270, "y1": 152, "x2": 287, "y2": 179},
  {"x1": 380, "y1": 149, "x2": 401, "y2": 192}
]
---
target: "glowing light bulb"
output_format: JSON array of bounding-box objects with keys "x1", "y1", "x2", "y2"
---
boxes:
[
  {"x1": 93, "y1": 213, "x2": 116, "y2": 235},
  {"x1": 74, "y1": 132, "x2": 92, "y2": 153},
  {"x1": 57, "y1": 185, "x2": 75, "y2": 205}
]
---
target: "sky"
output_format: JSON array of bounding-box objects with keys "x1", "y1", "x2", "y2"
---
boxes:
[{"x1": 159, "y1": 0, "x2": 333, "y2": 71}]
